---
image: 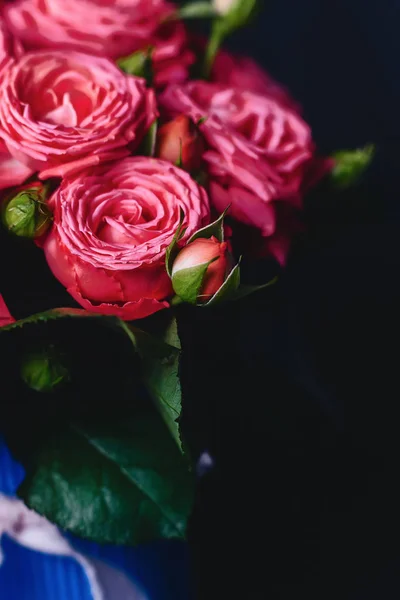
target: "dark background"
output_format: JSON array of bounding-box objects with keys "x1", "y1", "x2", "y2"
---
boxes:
[{"x1": 181, "y1": 1, "x2": 400, "y2": 599}]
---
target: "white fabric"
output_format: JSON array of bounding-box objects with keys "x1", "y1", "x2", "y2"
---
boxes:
[{"x1": 0, "y1": 493, "x2": 147, "y2": 600}]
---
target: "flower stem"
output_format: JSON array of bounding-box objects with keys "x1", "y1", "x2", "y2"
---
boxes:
[{"x1": 202, "y1": 23, "x2": 225, "y2": 79}]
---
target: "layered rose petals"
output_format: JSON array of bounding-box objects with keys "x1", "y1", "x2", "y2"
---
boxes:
[
  {"x1": 3, "y1": 0, "x2": 194, "y2": 86},
  {"x1": 0, "y1": 50, "x2": 157, "y2": 181},
  {"x1": 0, "y1": 19, "x2": 22, "y2": 73},
  {"x1": 160, "y1": 81, "x2": 317, "y2": 260},
  {"x1": 43, "y1": 157, "x2": 210, "y2": 320}
]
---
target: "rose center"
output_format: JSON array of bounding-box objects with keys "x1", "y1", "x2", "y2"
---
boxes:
[
  {"x1": 18, "y1": 65, "x2": 100, "y2": 127},
  {"x1": 95, "y1": 194, "x2": 160, "y2": 246}
]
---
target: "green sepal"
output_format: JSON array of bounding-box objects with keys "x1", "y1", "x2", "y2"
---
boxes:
[
  {"x1": 139, "y1": 119, "x2": 158, "y2": 157},
  {"x1": 175, "y1": 138, "x2": 184, "y2": 168},
  {"x1": 229, "y1": 276, "x2": 278, "y2": 302},
  {"x1": 166, "y1": 209, "x2": 186, "y2": 277},
  {"x1": 203, "y1": 259, "x2": 241, "y2": 306},
  {"x1": 117, "y1": 47, "x2": 154, "y2": 86},
  {"x1": 188, "y1": 206, "x2": 230, "y2": 244},
  {"x1": 172, "y1": 257, "x2": 218, "y2": 305}
]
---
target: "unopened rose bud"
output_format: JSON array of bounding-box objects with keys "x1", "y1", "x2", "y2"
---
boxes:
[
  {"x1": 156, "y1": 115, "x2": 205, "y2": 173},
  {"x1": 172, "y1": 236, "x2": 232, "y2": 303},
  {"x1": 2, "y1": 181, "x2": 52, "y2": 239},
  {"x1": 213, "y1": 0, "x2": 238, "y2": 15},
  {"x1": 21, "y1": 348, "x2": 70, "y2": 393}
]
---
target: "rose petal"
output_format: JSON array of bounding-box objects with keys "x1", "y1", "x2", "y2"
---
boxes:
[
  {"x1": 68, "y1": 288, "x2": 170, "y2": 321},
  {"x1": 0, "y1": 142, "x2": 34, "y2": 190},
  {"x1": 0, "y1": 294, "x2": 14, "y2": 327}
]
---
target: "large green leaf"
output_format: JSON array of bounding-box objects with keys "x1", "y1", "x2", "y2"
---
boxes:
[{"x1": 19, "y1": 406, "x2": 193, "y2": 545}]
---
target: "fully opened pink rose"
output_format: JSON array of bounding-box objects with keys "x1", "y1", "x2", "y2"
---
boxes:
[
  {"x1": 161, "y1": 81, "x2": 316, "y2": 258},
  {"x1": 0, "y1": 50, "x2": 156, "y2": 184},
  {"x1": 3, "y1": 0, "x2": 194, "y2": 86},
  {"x1": 43, "y1": 157, "x2": 210, "y2": 321}
]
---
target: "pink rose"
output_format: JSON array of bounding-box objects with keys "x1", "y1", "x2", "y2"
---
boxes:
[
  {"x1": 0, "y1": 294, "x2": 14, "y2": 326},
  {"x1": 172, "y1": 236, "x2": 231, "y2": 302},
  {"x1": 3, "y1": 0, "x2": 194, "y2": 86},
  {"x1": 160, "y1": 81, "x2": 317, "y2": 260},
  {"x1": 0, "y1": 50, "x2": 156, "y2": 186},
  {"x1": 43, "y1": 157, "x2": 210, "y2": 320},
  {"x1": 212, "y1": 49, "x2": 300, "y2": 113}
]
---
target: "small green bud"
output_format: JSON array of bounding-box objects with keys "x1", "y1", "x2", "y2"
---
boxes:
[
  {"x1": 2, "y1": 182, "x2": 52, "y2": 239},
  {"x1": 21, "y1": 348, "x2": 70, "y2": 393},
  {"x1": 331, "y1": 144, "x2": 375, "y2": 189}
]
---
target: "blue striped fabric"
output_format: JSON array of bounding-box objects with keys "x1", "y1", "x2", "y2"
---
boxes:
[{"x1": 0, "y1": 438, "x2": 190, "y2": 600}]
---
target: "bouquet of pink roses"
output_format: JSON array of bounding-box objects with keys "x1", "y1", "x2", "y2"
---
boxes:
[{"x1": 0, "y1": 0, "x2": 373, "y2": 545}]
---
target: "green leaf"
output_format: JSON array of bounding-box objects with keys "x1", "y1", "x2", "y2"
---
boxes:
[
  {"x1": 18, "y1": 408, "x2": 193, "y2": 545},
  {"x1": 117, "y1": 47, "x2": 154, "y2": 86},
  {"x1": 120, "y1": 321, "x2": 183, "y2": 451},
  {"x1": 166, "y1": 209, "x2": 186, "y2": 277},
  {"x1": 157, "y1": 314, "x2": 181, "y2": 350},
  {"x1": 229, "y1": 276, "x2": 278, "y2": 302},
  {"x1": 172, "y1": 258, "x2": 218, "y2": 305},
  {"x1": 331, "y1": 144, "x2": 375, "y2": 189},
  {"x1": 204, "y1": 260, "x2": 241, "y2": 306},
  {"x1": 174, "y1": 1, "x2": 218, "y2": 19},
  {"x1": 188, "y1": 206, "x2": 230, "y2": 244},
  {"x1": 0, "y1": 307, "x2": 105, "y2": 332}
]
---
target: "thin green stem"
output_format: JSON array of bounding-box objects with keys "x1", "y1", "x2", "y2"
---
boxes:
[{"x1": 202, "y1": 25, "x2": 224, "y2": 78}]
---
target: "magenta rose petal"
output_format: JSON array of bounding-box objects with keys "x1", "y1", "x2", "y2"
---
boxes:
[
  {"x1": 68, "y1": 289, "x2": 171, "y2": 321},
  {"x1": 0, "y1": 294, "x2": 15, "y2": 327},
  {"x1": 0, "y1": 142, "x2": 33, "y2": 189}
]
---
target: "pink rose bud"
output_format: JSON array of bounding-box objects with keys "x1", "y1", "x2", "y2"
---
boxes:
[
  {"x1": 213, "y1": 0, "x2": 238, "y2": 15},
  {"x1": 156, "y1": 115, "x2": 205, "y2": 172},
  {"x1": 172, "y1": 236, "x2": 231, "y2": 303}
]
